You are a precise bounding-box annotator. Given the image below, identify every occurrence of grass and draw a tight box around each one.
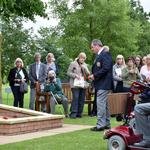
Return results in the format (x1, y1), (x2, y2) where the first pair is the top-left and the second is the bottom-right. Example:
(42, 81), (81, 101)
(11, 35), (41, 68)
(0, 129), (107, 150)
(0, 84), (122, 150)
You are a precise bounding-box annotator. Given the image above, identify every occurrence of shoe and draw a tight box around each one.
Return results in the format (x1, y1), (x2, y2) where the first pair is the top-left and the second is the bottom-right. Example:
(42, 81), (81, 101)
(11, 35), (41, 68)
(65, 114), (69, 118)
(90, 126), (105, 132)
(105, 126), (111, 129)
(69, 114), (76, 119)
(76, 115), (82, 118)
(133, 140), (150, 148)
(90, 113), (96, 117)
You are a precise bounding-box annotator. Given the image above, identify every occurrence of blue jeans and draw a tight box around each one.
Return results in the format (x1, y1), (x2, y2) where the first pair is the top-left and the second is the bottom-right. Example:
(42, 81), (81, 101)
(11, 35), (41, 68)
(70, 88), (86, 118)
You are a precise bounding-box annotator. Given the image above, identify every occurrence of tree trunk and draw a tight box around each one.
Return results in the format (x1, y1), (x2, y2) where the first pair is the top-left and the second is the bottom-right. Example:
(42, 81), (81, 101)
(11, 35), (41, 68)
(0, 34), (2, 103)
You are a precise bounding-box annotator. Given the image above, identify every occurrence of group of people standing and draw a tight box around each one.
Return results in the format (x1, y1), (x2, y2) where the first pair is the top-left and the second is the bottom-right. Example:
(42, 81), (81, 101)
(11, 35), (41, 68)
(7, 39), (150, 146)
(7, 52), (64, 112)
(113, 54), (150, 93)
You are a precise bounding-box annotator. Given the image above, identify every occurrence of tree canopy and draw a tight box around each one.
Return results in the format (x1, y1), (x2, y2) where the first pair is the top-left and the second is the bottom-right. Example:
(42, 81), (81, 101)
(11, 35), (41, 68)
(49, 0), (147, 62)
(1, 0), (150, 83)
(0, 0), (47, 21)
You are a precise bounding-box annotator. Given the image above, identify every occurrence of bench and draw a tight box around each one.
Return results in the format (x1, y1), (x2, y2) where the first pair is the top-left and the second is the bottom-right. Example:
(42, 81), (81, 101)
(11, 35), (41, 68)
(108, 92), (129, 115)
(35, 83), (51, 113)
(62, 83), (93, 115)
(35, 82), (129, 115)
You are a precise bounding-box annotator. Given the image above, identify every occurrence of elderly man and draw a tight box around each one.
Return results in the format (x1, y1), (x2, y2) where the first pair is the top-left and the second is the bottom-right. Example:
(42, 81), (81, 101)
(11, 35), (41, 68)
(29, 52), (47, 110)
(44, 70), (68, 117)
(133, 103), (150, 148)
(89, 39), (113, 131)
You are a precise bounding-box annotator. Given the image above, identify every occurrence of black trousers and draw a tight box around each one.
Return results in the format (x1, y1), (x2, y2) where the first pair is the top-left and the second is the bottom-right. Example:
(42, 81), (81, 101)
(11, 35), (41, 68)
(11, 86), (24, 108)
(91, 90), (97, 115)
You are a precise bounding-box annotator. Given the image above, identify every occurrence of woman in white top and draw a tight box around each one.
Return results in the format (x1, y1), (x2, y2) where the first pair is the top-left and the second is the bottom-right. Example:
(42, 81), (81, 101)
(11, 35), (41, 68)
(8, 58), (29, 108)
(113, 54), (126, 92)
(140, 54), (150, 82)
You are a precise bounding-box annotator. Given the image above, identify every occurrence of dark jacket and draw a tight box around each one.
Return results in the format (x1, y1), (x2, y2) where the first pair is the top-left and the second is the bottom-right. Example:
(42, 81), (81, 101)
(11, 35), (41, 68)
(92, 49), (113, 90)
(8, 67), (29, 87)
(44, 78), (63, 96)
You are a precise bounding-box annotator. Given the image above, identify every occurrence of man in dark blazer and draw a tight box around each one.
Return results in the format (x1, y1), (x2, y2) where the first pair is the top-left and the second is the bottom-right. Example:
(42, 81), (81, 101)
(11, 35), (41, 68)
(29, 52), (47, 110)
(89, 39), (113, 131)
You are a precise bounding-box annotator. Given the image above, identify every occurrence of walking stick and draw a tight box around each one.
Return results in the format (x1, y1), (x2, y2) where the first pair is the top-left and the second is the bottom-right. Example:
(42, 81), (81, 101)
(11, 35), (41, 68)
(50, 91), (64, 115)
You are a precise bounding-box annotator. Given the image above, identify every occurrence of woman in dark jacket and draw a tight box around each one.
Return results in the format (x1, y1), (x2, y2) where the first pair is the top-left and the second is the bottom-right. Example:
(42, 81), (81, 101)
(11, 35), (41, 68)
(8, 58), (29, 108)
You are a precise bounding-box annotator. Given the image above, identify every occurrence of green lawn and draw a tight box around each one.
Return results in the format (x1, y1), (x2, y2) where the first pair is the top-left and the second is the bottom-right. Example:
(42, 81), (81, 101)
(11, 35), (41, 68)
(0, 84), (121, 150)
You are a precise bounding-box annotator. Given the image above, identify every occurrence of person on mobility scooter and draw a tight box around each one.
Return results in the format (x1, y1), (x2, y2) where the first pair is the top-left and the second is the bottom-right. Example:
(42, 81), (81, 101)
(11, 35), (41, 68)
(133, 73), (150, 148)
(104, 79), (150, 150)
(133, 103), (150, 148)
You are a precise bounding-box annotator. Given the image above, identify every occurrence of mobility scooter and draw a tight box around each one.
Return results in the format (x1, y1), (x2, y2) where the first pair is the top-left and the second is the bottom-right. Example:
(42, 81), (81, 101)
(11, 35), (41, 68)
(104, 81), (150, 150)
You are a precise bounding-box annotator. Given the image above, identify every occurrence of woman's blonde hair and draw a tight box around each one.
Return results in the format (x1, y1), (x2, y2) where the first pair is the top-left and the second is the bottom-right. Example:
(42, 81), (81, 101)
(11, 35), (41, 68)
(116, 54), (126, 67)
(146, 54), (150, 59)
(46, 53), (55, 62)
(75, 52), (87, 61)
(14, 58), (24, 68)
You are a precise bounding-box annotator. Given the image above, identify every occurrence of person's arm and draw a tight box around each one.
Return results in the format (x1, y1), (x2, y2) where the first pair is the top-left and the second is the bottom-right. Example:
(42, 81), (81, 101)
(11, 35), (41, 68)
(7, 69), (14, 83)
(67, 62), (79, 79)
(81, 63), (90, 76)
(121, 67), (129, 79)
(23, 68), (29, 83)
(28, 64), (36, 83)
(93, 52), (112, 79)
(113, 65), (123, 81)
(38, 64), (47, 83)
(54, 78), (62, 91)
(136, 68), (141, 80)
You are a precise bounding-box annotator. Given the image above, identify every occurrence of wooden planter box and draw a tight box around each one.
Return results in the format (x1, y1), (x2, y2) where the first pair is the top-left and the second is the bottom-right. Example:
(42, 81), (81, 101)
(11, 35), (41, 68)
(108, 93), (129, 115)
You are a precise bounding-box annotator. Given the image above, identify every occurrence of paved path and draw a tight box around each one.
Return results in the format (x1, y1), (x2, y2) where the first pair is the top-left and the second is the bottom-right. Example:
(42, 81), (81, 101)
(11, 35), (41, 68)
(0, 124), (93, 145)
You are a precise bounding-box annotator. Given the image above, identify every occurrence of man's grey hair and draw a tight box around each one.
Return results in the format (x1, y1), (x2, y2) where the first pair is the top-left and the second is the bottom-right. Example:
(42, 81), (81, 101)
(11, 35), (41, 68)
(91, 39), (103, 46)
(34, 52), (41, 58)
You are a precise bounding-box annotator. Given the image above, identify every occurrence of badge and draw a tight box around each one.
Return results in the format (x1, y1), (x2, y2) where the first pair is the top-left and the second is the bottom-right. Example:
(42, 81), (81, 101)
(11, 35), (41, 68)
(96, 62), (101, 67)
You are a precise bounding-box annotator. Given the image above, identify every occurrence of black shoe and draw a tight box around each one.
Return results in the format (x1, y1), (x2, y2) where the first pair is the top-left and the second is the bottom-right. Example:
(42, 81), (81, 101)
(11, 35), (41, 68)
(134, 140), (150, 148)
(90, 113), (96, 117)
(105, 126), (111, 129)
(65, 114), (69, 118)
(69, 114), (76, 119)
(76, 115), (82, 118)
(90, 126), (105, 132)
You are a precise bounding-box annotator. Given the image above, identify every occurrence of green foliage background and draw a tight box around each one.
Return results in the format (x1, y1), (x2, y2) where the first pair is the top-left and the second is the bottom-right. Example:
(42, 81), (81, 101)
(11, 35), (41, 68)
(1, 0), (150, 81)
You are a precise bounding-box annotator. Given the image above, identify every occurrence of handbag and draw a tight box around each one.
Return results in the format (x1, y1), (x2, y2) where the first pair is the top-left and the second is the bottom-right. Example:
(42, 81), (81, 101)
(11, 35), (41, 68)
(73, 77), (85, 88)
(20, 82), (28, 93)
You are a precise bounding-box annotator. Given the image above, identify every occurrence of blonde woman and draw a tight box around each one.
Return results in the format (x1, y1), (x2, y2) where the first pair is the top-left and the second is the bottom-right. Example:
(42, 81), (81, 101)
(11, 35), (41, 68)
(67, 52), (90, 118)
(113, 54), (126, 92)
(45, 53), (59, 75)
(140, 54), (150, 82)
(8, 58), (29, 108)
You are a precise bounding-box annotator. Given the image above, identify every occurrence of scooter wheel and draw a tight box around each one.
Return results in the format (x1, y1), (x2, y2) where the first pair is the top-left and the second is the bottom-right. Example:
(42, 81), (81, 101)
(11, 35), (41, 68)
(108, 135), (126, 150)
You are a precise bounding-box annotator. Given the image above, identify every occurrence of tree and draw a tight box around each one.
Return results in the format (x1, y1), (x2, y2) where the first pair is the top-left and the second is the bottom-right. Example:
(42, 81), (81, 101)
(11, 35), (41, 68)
(0, 0), (46, 103)
(49, 0), (141, 63)
(1, 17), (37, 82)
(0, 0), (46, 21)
(36, 27), (71, 81)
(130, 0), (150, 56)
